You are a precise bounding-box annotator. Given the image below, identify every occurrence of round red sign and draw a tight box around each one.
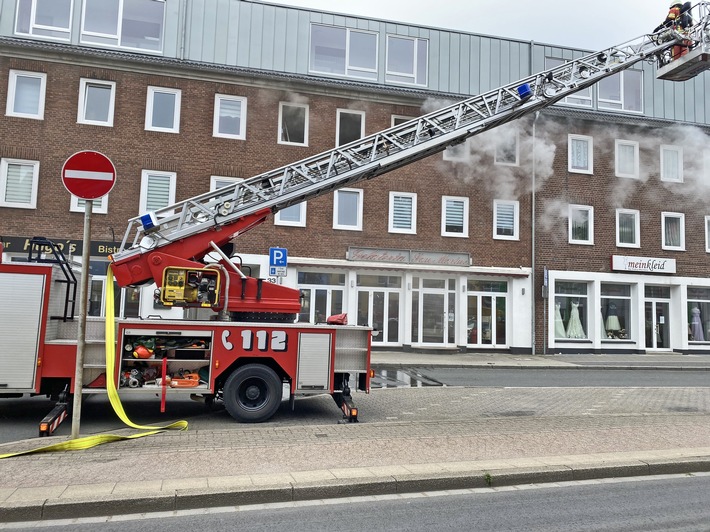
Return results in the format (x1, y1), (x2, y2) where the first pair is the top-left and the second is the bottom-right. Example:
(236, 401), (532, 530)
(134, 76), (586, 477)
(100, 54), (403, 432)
(61, 151), (116, 200)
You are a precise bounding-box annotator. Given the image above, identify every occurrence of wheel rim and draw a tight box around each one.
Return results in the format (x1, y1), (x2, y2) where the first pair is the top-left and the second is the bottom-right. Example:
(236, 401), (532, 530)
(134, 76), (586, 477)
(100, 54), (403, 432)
(237, 377), (270, 411)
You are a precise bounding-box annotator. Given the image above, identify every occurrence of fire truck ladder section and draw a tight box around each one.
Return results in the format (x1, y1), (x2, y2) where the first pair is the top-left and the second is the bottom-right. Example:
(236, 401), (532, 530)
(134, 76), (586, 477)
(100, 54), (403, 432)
(113, 6), (710, 266)
(26, 237), (77, 322)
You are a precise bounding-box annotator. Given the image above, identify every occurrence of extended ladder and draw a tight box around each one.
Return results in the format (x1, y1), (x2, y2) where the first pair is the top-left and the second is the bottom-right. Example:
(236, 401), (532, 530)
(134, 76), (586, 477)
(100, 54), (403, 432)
(113, 3), (710, 267)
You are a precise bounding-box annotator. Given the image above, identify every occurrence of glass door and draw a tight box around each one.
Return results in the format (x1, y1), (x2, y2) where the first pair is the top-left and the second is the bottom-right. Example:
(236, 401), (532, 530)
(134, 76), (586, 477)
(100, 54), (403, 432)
(645, 301), (670, 349)
(411, 277), (457, 346)
(357, 289), (400, 344)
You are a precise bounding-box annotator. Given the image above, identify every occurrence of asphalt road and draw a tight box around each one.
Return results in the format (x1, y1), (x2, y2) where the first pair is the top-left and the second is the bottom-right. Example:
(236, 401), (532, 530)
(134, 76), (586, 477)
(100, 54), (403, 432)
(5, 473), (710, 531)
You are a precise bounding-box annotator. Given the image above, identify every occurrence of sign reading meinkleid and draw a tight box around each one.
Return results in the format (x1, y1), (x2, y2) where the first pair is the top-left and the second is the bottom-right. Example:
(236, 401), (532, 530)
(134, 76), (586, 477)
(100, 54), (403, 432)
(611, 255), (676, 274)
(61, 151), (117, 200)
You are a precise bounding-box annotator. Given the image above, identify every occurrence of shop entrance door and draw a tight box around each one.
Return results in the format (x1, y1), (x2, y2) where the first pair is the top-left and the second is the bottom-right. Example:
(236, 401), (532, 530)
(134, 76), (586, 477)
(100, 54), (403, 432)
(357, 289), (400, 344)
(645, 300), (670, 350)
(413, 279), (456, 346)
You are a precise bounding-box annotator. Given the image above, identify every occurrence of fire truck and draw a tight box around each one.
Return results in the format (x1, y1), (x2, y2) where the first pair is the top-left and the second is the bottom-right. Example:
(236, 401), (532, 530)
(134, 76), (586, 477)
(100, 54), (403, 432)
(1, 6), (709, 433)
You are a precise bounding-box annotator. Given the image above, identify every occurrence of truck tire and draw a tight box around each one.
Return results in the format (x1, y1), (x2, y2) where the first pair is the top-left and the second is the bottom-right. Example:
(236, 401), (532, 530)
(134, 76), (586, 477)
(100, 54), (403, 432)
(223, 364), (282, 422)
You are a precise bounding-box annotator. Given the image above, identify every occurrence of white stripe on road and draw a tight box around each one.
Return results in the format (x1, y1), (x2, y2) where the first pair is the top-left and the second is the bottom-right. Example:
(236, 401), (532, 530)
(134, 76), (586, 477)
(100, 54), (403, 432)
(64, 170), (114, 180)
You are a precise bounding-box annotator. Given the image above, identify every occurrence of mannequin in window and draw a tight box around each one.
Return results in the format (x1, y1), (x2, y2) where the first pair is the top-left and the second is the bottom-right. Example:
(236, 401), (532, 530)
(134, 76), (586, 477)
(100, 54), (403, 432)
(554, 302), (567, 338)
(690, 306), (704, 341)
(605, 302), (621, 335)
(565, 301), (586, 339)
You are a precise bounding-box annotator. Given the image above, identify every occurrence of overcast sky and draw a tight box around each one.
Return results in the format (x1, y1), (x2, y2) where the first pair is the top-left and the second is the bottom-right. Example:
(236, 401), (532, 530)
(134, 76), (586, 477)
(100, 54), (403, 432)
(261, 0), (675, 50)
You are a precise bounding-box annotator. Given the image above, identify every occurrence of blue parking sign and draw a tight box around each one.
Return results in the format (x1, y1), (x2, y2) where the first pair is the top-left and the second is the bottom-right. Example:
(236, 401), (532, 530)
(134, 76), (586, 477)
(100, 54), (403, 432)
(269, 247), (288, 267)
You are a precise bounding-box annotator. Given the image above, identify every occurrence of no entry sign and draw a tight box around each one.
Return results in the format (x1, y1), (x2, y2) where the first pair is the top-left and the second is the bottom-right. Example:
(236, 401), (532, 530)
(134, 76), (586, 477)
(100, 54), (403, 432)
(61, 151), (116, 200)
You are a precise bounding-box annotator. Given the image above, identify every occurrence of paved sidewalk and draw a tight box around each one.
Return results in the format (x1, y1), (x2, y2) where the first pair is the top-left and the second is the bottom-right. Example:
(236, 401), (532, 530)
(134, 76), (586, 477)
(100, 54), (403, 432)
(1, 351), (709, 524)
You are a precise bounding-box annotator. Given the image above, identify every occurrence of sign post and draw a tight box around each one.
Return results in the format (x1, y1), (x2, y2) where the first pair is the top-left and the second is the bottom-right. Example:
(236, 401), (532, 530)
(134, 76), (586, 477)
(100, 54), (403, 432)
(62, 151), (116, 440)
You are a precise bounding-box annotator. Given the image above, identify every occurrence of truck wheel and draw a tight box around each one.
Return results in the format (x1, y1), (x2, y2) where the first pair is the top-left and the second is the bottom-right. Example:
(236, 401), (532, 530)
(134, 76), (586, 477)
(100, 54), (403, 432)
(223, 364), (282, 422)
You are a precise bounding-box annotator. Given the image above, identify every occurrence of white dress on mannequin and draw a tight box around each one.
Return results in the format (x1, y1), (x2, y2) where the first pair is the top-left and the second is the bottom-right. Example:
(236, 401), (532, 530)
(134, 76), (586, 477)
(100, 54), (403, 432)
(554, 303), (567, 338)
(565, 302), (586, 339)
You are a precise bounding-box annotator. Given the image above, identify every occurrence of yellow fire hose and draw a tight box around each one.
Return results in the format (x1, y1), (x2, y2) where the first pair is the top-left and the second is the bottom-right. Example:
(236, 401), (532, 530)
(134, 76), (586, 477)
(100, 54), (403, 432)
(0, 265), (187, 459)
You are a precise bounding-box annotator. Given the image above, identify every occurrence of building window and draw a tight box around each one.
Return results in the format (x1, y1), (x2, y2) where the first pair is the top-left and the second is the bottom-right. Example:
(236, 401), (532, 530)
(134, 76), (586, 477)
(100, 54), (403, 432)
(615, 140), (639, 179)
(601, 284), (631, 340)
(616, 208), (640, 248)
(391, 115), (415, 127)
(389, 192), (417, 234)
(0, 158), (39, 209)
(545, 57), (592, 107)
(661, 212), (685, 251)
(554, 281), (588, 339)
(309, 24), (377, 80)
(442, 196), (469, 238)
(81, 0), (165, 52)
(494, 133), (519, 166)
(493, 200), (519, 240)
(145, 86), (181, 133)
(569, 205), (594, 245)
(687, 287), (710, 342)
(139, 170), (175, 215)
(706, 216), (710, 252)
(6, 70), (46, 120)
(443, 140), (469, 162)
(598, 70), (642, 112)
(385, 35), (428, 86)
(213, 94), (247, 140)
(70, 196), (108, 215)
(660, 145), (683, 183)
(210, 175), (242, 192)
(704, 150), (710, 184)
(275, 203), (307, 227)
(333, 188), (362, 230)
(77, 79), (115, 126)
(568, 134), (593, 174)
(336, 109), (365, 147)
(278, 102), (308, 146)
(15, 0), (72, 40)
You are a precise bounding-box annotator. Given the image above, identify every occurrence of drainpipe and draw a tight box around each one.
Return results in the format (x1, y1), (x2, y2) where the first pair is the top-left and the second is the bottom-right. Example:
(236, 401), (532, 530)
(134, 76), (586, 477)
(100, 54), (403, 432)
(532, 111), (540, 355)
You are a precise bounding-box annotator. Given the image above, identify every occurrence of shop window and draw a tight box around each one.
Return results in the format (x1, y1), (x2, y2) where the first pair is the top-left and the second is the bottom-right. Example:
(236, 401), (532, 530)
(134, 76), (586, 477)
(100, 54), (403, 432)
(389, 192), (417, 234)
(601, 284), (631, 340)
(598, 70), (642, 113)
(615, 140), (639, 179)
(16, 0), (72, 40)
(81, 0), (165, 52)
(441, 196), (468, 237)
(493, 200), (518, 240)
(616, 209), (640, 248)
(0, 158), (39, 209)
(145, 86), (181, 133)
(275, 202), (307, 227)
(139, 170), (175, 215)
(6, 70), (46, 120)
(310, 24), (377, 80)
(660, 145), (683, 183)
(661, 212), (685, 251)
(687, 287), (710, 342)
(333, 188), (362, 231)
(554, 281), (588, 339)
(386, 35), (428, 86)
(569, 205), (593, 245)
(78, 79), (116, 126)
(297, 271), (345, 324)
(336, 109), (365, 146)
(568, 134), (593, 174)
(545, 57), (592, 107)
(213, 94), (246, 140)
(278, 102), (308, 146)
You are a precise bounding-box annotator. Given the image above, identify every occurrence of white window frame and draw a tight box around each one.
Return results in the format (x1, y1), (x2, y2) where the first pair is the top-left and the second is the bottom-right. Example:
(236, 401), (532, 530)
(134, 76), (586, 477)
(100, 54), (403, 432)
(145, 86), (181, 133)
(568, 204), (594, 245)
(15, 0), (72, 40)
(336, 109), (365, 147)
(385, 35), (428, 86)
(441, 196), (469, 238)
(309, 24), (378, 80)
(6, 70), (46, 120)
(333, 188), (363, 231)
(598, 70), (643, 113)
(391, 115), (415, 127)
(705, 216), (710, 253)
(661, 212), (685, 251)
(77, 78), (116, 127)
(139, 170), (176, 216)
(70, 195), (108, 215)
(545, 57), (593, 108)
(616, 208), (640, 248)
(278, 101), (308, 146)
(275, 202), (307, 227)
(493, 199), (519, 241)
(494, 133), (519, 166)
(213, 94), (247, 140)
(210, 175), (242, 192)
(0, 158), (40, 209)
(568, 134), (593, 174)
(80, 0), (165, 53)
(388, 191), (417, 234)
(443, 139), (470, 162)
(660, 145), (683, 183)
(615, 140), (639, 179)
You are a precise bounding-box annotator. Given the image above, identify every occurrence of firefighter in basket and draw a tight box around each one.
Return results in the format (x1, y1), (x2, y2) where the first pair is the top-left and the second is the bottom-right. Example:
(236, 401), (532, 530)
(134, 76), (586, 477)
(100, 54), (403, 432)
(655, 2), (694, 63)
